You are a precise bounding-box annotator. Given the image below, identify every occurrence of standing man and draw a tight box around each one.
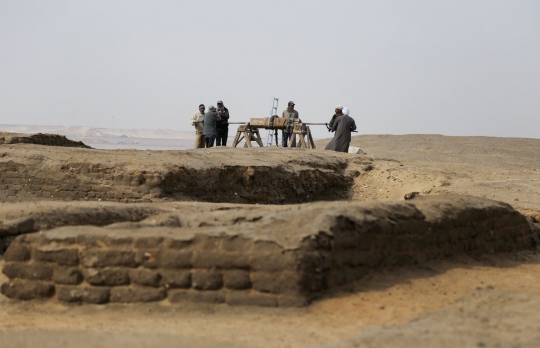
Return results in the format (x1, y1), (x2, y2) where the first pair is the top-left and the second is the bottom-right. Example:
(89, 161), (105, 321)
(203, 105), (221, 148)
(325, 105), (356, 152)
(281, 101), (299, 147)
(215, 100), (230, 146)
(190, 104), (206, 148)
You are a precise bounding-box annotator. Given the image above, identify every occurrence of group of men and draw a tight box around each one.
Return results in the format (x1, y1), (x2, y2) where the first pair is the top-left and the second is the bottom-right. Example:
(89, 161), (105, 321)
(190, 100), (230, 148)
(190, 100), (356, 152)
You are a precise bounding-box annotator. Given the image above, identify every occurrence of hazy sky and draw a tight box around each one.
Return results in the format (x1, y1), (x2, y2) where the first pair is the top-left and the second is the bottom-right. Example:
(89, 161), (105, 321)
(1, 0), (539, 139)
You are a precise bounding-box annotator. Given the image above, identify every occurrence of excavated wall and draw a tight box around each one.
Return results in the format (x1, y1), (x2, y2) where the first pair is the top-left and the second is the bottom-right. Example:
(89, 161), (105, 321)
(0, 145), (361, 204)
(1, 196), (533, 307)
(0, 132), (90, 148)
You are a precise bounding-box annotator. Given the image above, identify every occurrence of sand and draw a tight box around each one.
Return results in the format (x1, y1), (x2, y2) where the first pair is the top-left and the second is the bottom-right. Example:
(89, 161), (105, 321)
(1, 134), (540, 347)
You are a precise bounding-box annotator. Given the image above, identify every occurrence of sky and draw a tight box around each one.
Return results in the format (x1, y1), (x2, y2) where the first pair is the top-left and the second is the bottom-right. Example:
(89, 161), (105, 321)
(1, 0), (539, 139)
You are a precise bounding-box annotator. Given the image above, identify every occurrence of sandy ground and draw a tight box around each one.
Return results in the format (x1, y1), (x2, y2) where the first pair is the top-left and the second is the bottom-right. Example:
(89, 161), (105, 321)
(1, 251), (540, 347)
(2, 134), (540, 347)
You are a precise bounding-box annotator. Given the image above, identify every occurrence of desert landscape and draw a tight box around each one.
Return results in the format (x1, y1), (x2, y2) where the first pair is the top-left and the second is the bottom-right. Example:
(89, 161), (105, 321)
(0, 132), (539, 347)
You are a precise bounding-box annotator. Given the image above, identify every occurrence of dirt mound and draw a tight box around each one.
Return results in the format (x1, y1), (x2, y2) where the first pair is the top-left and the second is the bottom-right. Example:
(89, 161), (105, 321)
(0, 132), (90, 148)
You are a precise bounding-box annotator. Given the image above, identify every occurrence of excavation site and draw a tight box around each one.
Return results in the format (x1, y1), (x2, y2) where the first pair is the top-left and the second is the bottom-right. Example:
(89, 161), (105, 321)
(1, 132), (540, 347)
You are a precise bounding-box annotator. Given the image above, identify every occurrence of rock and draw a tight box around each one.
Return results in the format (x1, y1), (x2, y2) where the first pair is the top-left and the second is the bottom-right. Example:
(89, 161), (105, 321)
(348, 146), (365, 154)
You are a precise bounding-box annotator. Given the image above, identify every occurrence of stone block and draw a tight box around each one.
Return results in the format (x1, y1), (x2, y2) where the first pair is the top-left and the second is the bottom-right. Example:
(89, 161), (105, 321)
(110, 286), (166, 303)
(84, 268), (130, 286)
(57, 286), (110, 304)
(129, 269), (161, 287)
(225, 291), (278, 307)
(80, 249), (137, 268)
(159, 270), (191, 288)
(33, 246), (78, 266)
(168, 290), (225, 304)
(3, 263), (53, 281)
(0, 279), (55, 300)
(53, 267), (83, 285)
(157, 250), (192, 269)
(192, 270), (223, 290)
(3, 243), (30, 262)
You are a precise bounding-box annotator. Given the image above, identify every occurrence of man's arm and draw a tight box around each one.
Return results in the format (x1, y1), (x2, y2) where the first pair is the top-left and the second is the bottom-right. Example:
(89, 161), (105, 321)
(351, 119), (357, 132)
(221, 108), (230, 121)
(328, 115), (337, 131)
(190, 113), (197, 126)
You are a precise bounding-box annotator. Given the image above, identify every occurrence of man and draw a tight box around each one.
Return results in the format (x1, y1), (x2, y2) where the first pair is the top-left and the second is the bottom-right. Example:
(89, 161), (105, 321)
(325, 105), (356, 152)
(281, 101), (299, 147)
(215, 100), (230, 146)
(190, 104), (206, 148)
(203, 105), (221, 148)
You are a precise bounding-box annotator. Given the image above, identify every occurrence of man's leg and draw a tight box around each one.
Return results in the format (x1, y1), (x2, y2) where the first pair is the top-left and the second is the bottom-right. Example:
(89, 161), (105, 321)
(196, 132), (205, 148)
(216, 131), (223, 146)
(221, 128), (229, 146)
(208, 135), (215, 148)
(282, 131), (289, 147)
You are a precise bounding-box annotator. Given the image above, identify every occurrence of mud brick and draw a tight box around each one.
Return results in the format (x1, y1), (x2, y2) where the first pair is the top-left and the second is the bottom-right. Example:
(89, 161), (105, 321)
(250, 251), (297, 272)
(53, 267), (83, 285)
(192, 252), (249, 269)
(157, 250), (192, 269)
(102, 268), (131, 286)
(57, 286), (110, 304)
(136, 250), (159, 268)
(3, 243), (30, 262)
(191, 235), (222, 251)
(129, 269), (161, 287)
(159, 270), (191, 288)
(3, 263), (53, 281)
(165, 239), (192, 250)
(110, 286), (166, 303)
(168, 290), (225, 304)
(33, 246), (78, 266)
(251, 271), (302, 294)
(0, 279), (55, 300)
(223, 270), (251, 290)
(134, 237), (164, 249)
(225, 291), (278, 307)
(80, 249), (137, 268)
(192, 270), (223, 290)
(220, 237), (252, 252)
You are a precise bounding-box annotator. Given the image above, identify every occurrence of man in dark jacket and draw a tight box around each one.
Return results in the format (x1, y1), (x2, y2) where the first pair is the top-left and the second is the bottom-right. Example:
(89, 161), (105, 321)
(325, 105), (356, 152)
(203, 105), (221, 148)
(215, 100), (230, 146)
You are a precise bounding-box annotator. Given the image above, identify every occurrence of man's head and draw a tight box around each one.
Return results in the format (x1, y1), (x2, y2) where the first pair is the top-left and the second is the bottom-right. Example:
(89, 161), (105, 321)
(199, 104), (205, 112)
(335, 105), (343, 115)
(217, 100), (224, 108)
(208, 105), (215, 112)
(287, 101), (295, 111)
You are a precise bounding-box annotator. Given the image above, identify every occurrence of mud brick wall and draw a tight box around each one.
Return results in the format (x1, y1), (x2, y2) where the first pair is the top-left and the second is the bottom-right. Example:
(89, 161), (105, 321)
(1, 196), (533, 307)
(1, 231), (310, 307)
(0, 146), (356, 204)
